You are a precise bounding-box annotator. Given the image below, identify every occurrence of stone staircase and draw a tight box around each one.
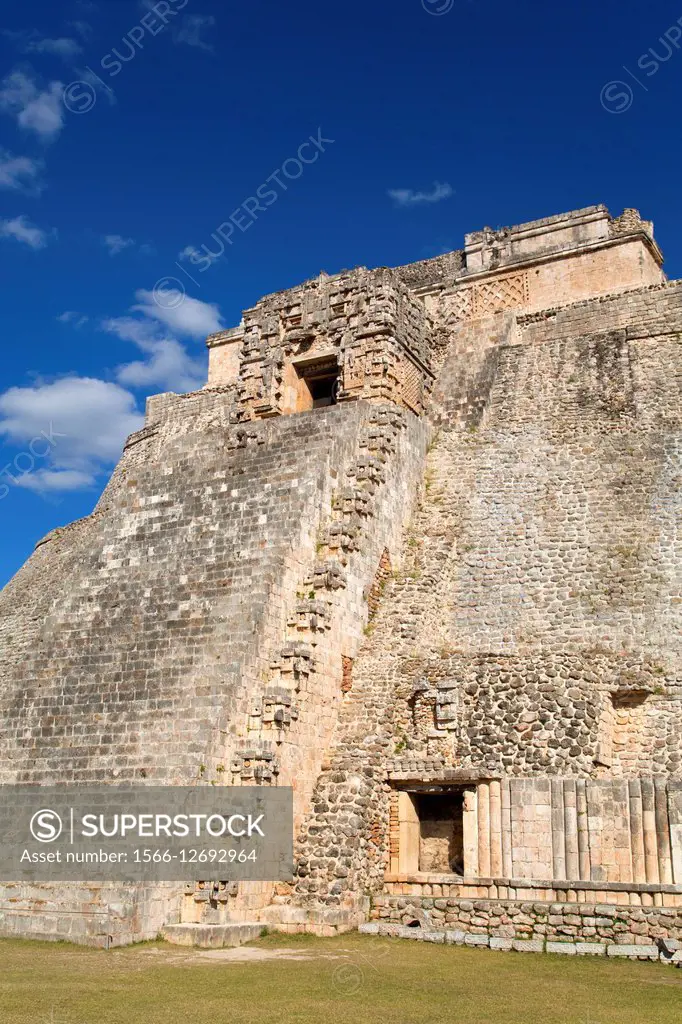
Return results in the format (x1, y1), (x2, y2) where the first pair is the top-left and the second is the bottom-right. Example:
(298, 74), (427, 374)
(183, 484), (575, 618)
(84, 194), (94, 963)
(289, 420), (465, 911)
(223, 405), (411, 788)
(180, 403), (419, 941)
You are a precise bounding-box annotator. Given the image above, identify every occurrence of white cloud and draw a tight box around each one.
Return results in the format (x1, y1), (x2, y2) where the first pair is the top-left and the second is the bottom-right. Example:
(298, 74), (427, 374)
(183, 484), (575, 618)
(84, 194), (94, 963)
(117, 338), (205, 393)
(103, 234), (135, 256)
(0, 280), (221, 498)
(388, 182), (453, 208)
(0, 214), (53, 249)
(179, 244), (221, 267)
(0, 70), (65, 142)
(0, 149), (43, 193)
(174, 14), (216, 51)
(102, 315), (206, 393)
(14, 468), (96, 493)
(4, 32), (83, 61)
(133, 288), (223, 338)
(27, 37), (82, 60)
(0, 376), (143, 493)
(57, 311), (89, 328)
(100, 316), (157, 347)
(101, 235), (153, 256)
(100, 287), (219, 393)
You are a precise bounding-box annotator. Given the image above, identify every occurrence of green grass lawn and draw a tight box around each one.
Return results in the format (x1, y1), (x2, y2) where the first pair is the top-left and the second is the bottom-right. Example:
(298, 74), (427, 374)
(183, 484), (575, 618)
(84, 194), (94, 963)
(1, 932), (681, 1024)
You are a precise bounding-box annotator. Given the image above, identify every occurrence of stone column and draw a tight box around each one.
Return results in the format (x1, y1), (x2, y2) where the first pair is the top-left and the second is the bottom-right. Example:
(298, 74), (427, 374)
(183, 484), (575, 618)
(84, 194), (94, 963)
(669, 784), (682, 884)
(477, 782), (491, 877)
(501, 778), (513, 878)
(628, 779), (647, 884)
(551, 779), (566, 880)
(398, 791), (419, 875)
(563, 780), (580, 880)
(489, 780), (503, 878)
(655, 777), (673, 885)
(576, 780), (591, 881)
(641, 778), (659, 884)
(463, 787), (479, 878)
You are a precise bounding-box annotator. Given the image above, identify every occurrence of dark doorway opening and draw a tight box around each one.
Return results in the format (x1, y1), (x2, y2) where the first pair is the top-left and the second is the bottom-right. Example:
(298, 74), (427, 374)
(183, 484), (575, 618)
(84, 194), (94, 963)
(295, 357), (340, 410)
(414, 792), (464, 875)
(308, 372), (339, 408)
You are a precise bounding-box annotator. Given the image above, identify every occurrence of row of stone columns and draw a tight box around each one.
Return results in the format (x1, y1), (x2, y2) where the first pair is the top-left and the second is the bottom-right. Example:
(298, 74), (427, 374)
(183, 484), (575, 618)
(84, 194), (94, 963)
(464, 780), (509, 879)
(468, 777), (680, 886)
(550, 780), (591, 881)
(628, 778), (674, 885)
(394, 778), (681, 888)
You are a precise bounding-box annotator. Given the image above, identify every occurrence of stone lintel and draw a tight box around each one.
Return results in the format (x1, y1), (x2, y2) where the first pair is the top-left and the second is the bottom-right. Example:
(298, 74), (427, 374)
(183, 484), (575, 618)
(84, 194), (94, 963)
(388, 770), (501, 786)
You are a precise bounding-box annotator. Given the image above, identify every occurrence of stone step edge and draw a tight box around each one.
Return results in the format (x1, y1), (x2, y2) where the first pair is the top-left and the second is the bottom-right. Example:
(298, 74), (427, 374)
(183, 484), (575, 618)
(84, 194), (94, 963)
(162, 922), (263, 948)
(358, 923), (679, 963)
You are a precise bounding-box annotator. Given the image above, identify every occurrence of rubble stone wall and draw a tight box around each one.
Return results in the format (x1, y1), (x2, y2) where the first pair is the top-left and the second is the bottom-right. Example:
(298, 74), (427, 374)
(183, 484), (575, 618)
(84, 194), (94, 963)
(367, 898), (682, 958)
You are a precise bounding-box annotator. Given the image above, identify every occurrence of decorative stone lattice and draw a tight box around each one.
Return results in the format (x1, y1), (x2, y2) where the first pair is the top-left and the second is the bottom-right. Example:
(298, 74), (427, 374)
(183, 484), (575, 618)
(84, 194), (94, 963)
(473, 272), (529, 317)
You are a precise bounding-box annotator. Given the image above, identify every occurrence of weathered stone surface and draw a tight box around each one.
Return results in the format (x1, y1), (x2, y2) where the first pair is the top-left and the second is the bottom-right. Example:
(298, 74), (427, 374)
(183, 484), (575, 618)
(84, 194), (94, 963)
(546, 941), (577, 955)
(162, 923), (262, 948)
(513, 939), (544, 953)
(1, 204), (681, 951)
(606, 944), (659, 959)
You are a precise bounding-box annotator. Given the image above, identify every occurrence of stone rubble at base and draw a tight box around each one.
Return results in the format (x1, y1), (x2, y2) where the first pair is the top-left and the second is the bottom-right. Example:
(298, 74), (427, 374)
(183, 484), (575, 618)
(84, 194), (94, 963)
(359, 921), (682, 965)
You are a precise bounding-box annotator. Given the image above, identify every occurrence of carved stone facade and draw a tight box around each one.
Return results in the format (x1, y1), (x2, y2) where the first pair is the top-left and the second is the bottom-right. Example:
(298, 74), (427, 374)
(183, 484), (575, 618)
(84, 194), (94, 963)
(207, 268), (434, 420)
(1, 205), (681, 956)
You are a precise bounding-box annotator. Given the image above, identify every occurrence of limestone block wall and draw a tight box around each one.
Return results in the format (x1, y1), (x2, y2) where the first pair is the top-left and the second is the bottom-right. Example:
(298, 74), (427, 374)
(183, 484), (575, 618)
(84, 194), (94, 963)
(462, 206), (655, 274)
(426, 341), (682, 673)
(464, 206), (612, 270)
(0, 882), (179, 948)
(517, 279), (682, 346)
(0, 387), (428, 941)
(182, 402), (429, 924)
(0, 393), (352, 784)
(288, 278), (682, 925)
(392, 207), (662, 301)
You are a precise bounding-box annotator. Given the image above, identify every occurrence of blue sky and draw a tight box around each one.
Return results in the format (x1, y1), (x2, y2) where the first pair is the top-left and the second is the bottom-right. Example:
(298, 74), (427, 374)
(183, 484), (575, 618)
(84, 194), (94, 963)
(1, 0), (682, 585)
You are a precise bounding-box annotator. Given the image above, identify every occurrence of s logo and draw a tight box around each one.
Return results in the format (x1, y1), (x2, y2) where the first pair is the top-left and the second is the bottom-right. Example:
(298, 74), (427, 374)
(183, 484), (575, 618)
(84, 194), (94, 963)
(30, 809), (63, 843)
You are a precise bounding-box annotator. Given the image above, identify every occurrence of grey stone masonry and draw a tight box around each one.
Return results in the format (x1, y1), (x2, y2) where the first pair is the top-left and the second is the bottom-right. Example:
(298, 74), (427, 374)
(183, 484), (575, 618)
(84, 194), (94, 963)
(1, 204), (681, 949)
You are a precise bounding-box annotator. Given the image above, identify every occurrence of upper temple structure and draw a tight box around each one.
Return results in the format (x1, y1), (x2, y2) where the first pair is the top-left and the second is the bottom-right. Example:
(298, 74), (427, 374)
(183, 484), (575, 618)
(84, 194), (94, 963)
(1, 203), (682, 957)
